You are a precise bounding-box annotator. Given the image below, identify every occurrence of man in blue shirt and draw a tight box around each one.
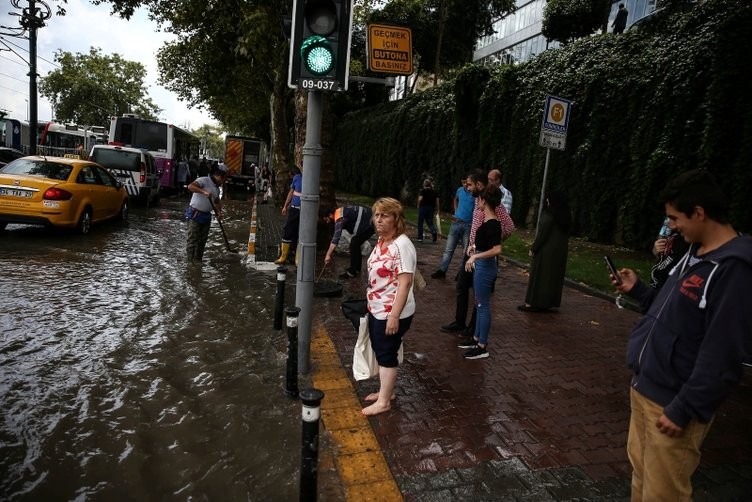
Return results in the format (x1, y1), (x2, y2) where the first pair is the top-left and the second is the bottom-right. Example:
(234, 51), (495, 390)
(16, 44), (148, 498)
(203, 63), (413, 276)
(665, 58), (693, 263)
(274, 168), (302, 264)
(431, 175), (476, 279)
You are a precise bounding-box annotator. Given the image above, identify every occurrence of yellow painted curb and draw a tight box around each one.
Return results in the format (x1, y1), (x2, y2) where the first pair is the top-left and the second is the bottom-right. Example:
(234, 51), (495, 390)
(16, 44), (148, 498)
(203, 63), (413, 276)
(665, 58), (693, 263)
(247, 196), (257, 259)
(310, 323), (403, 502)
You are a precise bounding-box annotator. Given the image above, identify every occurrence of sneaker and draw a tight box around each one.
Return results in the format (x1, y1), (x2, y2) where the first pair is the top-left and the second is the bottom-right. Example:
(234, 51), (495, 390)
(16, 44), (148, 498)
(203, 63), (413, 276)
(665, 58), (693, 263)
(431, 269), (446, 279)
(440, 321), (465, 333)
(464, 346), (489, 359)
(338, 270), (357, 279)
(457, 337), (477, 349)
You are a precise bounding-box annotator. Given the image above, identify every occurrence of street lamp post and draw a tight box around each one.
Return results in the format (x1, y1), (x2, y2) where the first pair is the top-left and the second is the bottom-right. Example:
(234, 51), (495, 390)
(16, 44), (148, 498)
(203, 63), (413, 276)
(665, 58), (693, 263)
(4, 0), (52, 155)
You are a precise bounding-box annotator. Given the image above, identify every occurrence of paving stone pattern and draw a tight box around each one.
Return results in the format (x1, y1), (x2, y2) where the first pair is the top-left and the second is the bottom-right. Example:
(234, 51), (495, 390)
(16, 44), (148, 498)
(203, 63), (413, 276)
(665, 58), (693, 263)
(257, 200), (752, 501)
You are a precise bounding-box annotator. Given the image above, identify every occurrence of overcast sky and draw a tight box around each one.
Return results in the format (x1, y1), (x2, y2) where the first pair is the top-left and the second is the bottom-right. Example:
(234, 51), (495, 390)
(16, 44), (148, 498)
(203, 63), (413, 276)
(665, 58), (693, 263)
(0, 0), (217, 130)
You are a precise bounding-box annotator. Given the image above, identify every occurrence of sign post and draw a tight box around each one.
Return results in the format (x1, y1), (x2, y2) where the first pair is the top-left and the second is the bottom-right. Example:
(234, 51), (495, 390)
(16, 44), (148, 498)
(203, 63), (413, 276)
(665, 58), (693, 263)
(537, 95), (572, 231)
(367, 24), (413, 75)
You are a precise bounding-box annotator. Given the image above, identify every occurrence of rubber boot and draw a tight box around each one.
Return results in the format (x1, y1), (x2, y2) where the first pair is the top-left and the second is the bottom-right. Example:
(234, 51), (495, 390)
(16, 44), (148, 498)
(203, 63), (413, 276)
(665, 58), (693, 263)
(275, 243), (290, 264)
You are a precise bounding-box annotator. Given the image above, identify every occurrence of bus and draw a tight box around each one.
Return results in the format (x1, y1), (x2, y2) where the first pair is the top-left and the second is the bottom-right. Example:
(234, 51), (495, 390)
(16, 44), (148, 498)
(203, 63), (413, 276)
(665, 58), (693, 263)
(108, 115), (200, 191)
(38, 122), (108, 157)
(1, 118), (44, 153)
(1, 119), (107, 156)
(1, 118), (30, 151)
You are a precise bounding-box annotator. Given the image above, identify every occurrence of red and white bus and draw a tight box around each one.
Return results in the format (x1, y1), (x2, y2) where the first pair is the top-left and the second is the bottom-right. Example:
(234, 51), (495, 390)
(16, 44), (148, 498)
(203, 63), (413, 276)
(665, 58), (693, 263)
(108, 115), (200, 191)
(35, 121), (108, 157)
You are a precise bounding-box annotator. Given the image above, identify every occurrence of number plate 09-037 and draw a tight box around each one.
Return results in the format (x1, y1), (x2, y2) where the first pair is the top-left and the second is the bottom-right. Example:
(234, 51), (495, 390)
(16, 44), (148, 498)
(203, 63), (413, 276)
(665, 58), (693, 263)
(0, 188), (32, 198)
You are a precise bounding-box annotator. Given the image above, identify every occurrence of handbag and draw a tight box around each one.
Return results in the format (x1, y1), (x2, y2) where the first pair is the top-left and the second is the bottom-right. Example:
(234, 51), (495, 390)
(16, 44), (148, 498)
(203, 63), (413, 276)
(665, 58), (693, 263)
(413, 268), (427, 292)
(341, 298), (368, 331)
(352, 316), (405, 381)
(353, 316), (378, 380)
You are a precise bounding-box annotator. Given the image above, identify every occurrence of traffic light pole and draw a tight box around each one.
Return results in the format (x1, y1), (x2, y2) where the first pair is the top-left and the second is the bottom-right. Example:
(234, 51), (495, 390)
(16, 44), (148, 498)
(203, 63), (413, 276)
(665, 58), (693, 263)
(295, 90), (323, 374)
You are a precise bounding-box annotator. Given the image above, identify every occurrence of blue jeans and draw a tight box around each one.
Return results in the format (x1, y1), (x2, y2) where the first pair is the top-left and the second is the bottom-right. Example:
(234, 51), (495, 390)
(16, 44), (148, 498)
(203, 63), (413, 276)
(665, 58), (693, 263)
(472, 258), (497, 346)
(438, 220), (470, 272)
(417, 206), (436, 240)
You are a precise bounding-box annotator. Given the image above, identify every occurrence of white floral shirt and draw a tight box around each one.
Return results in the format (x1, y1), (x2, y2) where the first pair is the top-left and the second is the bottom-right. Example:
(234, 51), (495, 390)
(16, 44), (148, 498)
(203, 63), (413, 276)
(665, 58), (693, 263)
(366, 234), (416, 320)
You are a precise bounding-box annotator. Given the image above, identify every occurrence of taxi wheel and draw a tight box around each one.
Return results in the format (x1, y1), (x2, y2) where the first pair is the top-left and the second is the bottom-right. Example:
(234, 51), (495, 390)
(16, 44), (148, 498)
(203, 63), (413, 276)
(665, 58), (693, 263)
(78, 207), (92, 235)
(119, 200), (129, 223)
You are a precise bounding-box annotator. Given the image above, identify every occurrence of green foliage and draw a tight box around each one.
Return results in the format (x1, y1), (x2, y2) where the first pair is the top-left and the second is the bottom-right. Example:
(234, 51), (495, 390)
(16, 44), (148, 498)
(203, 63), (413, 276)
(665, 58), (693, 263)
(39, 47), (161, 127)
(334, 0), (752, 250)
(367, 0), (515, 79)
(191, 124), (225, 159)
(542, 0), (612, 45)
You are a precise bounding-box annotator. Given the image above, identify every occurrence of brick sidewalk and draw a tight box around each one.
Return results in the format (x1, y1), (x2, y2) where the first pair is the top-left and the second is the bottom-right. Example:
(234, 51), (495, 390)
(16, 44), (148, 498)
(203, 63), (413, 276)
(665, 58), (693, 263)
(256, 199), (752, 501)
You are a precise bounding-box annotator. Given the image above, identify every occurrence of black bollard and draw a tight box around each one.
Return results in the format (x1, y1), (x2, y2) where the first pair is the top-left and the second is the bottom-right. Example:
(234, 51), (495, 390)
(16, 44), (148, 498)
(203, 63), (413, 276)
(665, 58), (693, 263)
(273, 266), (288, 330)
(299, 388), (325, 502)
(285, 306), (301, 398)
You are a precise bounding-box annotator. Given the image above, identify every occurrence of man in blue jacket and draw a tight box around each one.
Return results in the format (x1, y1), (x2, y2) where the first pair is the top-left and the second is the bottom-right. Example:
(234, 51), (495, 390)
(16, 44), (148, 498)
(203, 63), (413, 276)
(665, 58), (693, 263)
(613, 169), (752, 501)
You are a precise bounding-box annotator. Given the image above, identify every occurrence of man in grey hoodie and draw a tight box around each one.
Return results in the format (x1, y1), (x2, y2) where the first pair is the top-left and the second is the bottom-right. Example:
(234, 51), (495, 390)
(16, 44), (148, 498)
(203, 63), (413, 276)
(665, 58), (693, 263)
(612, 169), (752, 501)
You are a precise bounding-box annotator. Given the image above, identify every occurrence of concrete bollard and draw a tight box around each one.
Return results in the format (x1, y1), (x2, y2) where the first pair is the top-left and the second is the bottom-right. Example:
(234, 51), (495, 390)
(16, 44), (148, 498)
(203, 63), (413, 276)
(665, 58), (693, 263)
(285, 306), (301, 398)
(273, 266), (288, 330)
(299, 388), (325, 502)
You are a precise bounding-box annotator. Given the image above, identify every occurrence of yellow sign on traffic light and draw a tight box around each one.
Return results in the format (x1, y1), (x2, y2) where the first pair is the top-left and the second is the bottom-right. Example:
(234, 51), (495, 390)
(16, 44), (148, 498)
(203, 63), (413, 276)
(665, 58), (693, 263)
(367, 24), (412, 75)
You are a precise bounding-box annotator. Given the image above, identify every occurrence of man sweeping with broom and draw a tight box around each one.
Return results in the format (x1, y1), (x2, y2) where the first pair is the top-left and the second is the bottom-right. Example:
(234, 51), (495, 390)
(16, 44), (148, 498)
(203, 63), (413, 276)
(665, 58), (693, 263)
(185, 164), (228, 261)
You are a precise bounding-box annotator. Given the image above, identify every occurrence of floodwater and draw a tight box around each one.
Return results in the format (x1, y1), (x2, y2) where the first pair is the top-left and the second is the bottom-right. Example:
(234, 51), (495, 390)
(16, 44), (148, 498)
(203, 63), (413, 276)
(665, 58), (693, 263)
(0, 195), (319, 500)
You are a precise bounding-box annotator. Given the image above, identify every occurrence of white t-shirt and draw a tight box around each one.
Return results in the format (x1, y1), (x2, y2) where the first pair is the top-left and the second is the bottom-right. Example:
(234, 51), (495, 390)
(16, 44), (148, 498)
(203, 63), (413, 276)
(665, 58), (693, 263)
(188, 176), (219, 213)
(366, 233), (416, 320)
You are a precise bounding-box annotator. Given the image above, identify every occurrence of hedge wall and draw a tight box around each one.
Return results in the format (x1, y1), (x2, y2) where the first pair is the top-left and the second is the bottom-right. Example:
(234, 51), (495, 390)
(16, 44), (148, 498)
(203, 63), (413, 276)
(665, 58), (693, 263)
(333, 0), (752, 249)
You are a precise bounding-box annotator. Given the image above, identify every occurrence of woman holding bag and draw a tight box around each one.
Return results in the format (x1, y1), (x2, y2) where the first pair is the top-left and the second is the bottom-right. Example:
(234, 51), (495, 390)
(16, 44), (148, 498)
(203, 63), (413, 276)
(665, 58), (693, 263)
(362, 197), (416, 416)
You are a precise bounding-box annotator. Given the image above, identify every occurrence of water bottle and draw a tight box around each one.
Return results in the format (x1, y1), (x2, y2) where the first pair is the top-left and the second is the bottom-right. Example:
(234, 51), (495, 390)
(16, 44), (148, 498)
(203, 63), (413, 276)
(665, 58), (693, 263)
(658, 218), (672, 238)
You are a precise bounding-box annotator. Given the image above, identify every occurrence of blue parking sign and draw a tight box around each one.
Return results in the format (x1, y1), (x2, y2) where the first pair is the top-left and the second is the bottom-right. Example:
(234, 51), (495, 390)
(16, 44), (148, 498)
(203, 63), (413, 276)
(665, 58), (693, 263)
(542, 95), (572, 134)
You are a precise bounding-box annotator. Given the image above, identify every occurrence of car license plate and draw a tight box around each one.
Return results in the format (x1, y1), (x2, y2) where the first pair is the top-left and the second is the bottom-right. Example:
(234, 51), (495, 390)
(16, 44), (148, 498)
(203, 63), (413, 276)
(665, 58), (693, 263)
(0, 188), (32, 198)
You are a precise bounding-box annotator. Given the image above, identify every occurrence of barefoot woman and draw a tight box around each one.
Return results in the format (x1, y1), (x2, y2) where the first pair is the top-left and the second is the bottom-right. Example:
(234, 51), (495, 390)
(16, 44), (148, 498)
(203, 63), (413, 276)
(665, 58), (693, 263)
(362, 197), (416, 416)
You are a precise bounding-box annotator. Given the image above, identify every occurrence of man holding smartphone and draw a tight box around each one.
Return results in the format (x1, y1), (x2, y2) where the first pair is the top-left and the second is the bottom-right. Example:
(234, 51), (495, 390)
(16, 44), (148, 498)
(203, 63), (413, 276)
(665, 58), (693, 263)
(611, 169), (752, 501)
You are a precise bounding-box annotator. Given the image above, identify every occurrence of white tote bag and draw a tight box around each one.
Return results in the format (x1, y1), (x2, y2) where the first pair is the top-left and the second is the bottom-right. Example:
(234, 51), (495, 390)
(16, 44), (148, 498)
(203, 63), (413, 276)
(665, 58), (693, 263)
(352, 316), (404, 381)
(353, 316), (378, 381)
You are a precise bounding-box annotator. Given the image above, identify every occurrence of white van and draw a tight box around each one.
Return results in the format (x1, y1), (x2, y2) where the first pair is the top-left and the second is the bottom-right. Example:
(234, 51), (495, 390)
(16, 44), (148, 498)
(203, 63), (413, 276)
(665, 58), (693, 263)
(90, 144), (160, 205)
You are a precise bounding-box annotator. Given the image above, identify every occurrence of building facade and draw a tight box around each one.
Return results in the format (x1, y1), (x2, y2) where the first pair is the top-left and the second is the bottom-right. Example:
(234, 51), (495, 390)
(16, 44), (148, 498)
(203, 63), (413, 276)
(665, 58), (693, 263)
(473, 0), (657, 65)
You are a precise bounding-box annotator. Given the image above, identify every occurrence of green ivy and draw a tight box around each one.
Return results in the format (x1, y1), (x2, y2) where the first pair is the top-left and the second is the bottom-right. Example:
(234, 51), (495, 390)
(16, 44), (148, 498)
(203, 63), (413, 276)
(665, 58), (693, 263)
(333, 0), (752, 249)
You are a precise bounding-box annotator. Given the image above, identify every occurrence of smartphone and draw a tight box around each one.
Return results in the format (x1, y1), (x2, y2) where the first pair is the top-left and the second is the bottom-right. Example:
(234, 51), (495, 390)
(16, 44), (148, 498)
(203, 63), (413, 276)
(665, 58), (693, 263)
(604, 256), (622, 285)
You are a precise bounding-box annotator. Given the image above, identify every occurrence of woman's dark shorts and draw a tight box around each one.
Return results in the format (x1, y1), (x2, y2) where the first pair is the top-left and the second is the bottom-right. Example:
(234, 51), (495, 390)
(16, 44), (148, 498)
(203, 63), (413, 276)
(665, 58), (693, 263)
(368, 312), (413, 368)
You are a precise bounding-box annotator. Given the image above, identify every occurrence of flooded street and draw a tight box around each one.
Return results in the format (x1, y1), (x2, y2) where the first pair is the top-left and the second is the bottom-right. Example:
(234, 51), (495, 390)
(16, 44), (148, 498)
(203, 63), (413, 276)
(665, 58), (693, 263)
(0, 195), (313, 500)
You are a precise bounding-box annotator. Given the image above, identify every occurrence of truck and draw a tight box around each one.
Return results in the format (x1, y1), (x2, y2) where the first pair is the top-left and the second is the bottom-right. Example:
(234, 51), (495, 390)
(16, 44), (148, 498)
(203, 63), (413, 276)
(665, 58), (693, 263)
(224, 135), (264, 191)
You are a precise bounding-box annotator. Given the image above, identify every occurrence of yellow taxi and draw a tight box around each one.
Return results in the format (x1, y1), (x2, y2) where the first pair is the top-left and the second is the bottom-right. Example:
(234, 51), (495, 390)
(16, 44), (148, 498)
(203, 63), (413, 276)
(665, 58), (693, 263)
(0, 156), (129, 234)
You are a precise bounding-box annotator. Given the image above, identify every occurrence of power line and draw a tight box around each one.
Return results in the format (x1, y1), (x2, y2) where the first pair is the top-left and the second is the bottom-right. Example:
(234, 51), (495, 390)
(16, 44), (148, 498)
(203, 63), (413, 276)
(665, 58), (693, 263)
(0, 35), (61, 68)
(0, 71), (28, 83)
(0, 53), (27, 68)
(0, 83), (27, 95)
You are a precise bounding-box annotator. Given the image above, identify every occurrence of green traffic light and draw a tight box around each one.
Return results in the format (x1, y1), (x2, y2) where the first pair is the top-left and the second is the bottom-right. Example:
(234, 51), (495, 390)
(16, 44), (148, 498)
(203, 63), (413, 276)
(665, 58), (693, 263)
(300, 35), (335, 76)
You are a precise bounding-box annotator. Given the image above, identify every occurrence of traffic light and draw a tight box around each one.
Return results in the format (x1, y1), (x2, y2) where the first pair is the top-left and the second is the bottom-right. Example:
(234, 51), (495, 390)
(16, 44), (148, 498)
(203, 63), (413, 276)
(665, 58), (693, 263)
(288, 0), (354, 92)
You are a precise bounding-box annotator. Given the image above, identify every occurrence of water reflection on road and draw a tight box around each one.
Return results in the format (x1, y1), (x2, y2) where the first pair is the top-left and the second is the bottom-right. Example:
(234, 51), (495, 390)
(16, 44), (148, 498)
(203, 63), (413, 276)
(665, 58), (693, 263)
(0, 195), (310, 499)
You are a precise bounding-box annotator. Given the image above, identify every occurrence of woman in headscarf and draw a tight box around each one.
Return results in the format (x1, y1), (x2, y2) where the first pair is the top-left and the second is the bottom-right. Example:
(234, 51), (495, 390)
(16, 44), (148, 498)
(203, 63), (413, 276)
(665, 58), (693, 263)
(518, 191), (571, 312)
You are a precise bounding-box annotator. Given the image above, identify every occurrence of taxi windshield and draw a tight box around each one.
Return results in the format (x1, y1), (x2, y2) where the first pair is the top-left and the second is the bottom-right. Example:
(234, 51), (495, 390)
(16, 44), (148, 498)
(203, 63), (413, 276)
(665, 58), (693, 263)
(0, 159), (73, 181)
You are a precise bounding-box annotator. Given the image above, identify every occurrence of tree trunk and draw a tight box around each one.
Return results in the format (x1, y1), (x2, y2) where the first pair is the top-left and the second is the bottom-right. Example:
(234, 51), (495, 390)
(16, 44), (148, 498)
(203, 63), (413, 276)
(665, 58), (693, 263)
(270, 69), (291, 206)
(433, 0), (449, 87)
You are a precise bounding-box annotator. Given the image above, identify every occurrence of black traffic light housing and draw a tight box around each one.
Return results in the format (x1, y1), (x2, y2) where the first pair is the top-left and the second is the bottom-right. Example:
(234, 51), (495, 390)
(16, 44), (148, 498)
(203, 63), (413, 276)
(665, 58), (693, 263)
(288, 0), (353, 91)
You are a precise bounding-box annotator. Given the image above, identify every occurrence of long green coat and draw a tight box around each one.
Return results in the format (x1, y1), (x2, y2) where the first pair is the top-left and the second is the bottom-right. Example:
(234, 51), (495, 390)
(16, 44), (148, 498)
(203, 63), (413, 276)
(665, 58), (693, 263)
(525, 211), (569, 309)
